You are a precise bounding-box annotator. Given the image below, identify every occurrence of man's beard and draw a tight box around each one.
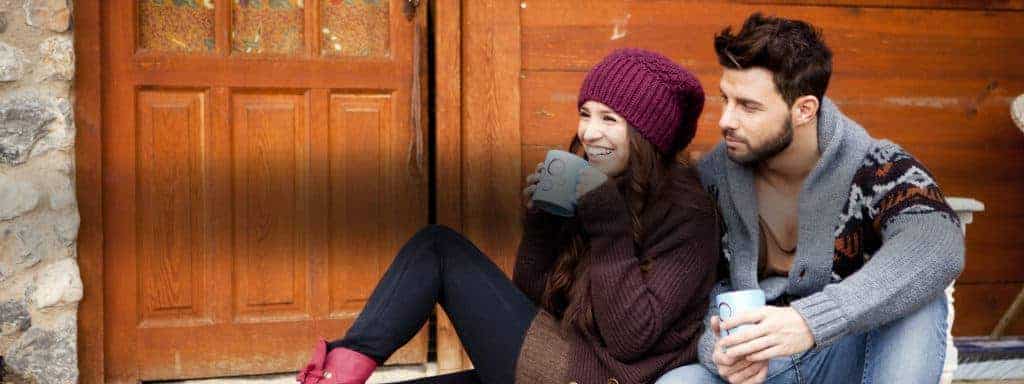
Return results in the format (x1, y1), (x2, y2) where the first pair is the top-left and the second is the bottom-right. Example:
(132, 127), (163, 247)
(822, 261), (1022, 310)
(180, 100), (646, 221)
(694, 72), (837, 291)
(727, 118), (794, 166)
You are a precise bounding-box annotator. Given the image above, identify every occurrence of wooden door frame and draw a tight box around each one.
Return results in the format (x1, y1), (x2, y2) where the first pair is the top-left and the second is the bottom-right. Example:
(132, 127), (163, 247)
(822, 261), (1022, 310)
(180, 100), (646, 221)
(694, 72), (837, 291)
(433, 0), (523, 374)
(431, 0), (466, 374)
(75, 0), (480, 381)
(74, 0), (104, 382)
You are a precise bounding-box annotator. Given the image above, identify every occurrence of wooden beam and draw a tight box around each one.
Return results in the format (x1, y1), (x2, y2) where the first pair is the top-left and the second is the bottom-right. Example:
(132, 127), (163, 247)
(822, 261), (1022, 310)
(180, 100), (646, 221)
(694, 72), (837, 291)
(433, 0), (468, 373)
(73, 0), (104, 382)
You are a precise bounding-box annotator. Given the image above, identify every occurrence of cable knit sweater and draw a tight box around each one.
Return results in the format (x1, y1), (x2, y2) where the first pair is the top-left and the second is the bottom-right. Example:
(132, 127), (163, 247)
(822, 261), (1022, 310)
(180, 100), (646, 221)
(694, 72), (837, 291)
(694, 98), (966, 372)
(512, 163), (720, 384)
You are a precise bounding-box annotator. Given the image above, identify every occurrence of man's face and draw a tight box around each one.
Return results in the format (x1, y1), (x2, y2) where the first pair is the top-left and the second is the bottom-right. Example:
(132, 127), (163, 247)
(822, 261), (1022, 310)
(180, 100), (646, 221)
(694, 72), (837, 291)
(718, 67), (794, 165)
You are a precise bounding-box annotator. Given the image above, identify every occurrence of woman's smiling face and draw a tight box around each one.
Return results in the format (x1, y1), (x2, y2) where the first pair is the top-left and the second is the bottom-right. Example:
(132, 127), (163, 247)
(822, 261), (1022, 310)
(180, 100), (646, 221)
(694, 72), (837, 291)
(577, 100), (630, 177)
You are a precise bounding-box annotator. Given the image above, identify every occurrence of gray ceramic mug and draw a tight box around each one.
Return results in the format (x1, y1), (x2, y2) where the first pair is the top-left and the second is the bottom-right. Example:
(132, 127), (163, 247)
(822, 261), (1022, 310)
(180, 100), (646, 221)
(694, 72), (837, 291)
(532, 150), (590, 217)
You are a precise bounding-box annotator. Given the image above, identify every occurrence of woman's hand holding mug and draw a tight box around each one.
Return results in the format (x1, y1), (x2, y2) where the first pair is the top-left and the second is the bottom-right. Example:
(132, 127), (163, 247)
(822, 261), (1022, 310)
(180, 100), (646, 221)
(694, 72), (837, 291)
(575, 167), (609, 199)
(522, 162), (545, 209)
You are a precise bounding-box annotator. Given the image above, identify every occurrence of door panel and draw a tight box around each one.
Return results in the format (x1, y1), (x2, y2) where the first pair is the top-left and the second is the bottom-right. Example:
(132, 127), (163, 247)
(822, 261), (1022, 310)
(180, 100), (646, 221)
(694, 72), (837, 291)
(326, 94), (392, 316)
(103, 1), (427, 381)
(230, 92), (311, 324)
(136, 89), (212, 329)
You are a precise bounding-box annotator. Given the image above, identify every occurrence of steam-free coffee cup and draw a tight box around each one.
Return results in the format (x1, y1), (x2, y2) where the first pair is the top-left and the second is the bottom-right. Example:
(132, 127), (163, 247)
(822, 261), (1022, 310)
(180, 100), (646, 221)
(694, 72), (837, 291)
(715, 289), (766, 338)
(532, 150), (591, 217)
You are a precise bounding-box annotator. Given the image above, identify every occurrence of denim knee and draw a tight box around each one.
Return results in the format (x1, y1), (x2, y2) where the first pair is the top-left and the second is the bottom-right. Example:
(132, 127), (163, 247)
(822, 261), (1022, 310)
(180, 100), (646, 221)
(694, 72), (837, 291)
(862, 295), (948, 384)
(654, 364), (724, 384)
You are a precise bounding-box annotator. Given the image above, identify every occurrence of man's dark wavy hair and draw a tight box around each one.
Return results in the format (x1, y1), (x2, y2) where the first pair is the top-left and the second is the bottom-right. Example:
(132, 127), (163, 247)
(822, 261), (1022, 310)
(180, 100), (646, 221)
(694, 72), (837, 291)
(714, 13), (833, 106)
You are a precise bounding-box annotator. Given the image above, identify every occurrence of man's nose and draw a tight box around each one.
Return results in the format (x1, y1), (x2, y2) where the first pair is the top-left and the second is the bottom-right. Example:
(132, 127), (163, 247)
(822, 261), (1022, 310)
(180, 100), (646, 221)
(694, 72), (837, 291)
(718, 106), (737, 132)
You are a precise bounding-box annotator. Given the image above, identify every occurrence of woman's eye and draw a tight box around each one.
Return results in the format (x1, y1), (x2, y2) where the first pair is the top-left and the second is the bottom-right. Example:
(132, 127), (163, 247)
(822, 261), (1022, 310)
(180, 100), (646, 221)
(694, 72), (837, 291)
(579, 111), (590, 118)
(603, 116), (617, 123)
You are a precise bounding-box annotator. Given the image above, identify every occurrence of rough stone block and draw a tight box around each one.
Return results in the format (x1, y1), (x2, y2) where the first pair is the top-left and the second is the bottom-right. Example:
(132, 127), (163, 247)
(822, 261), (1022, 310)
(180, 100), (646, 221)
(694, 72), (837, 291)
(38, 36), (73, 81)
(0, 42), (27, 82)
(0, 175), (40, 221)
(4, 320), (77, 384)
(0, 300), (31, 336)
(31, 258), (82, 310)
(23, 0), (71, 33)
(0, 96), (56, 165)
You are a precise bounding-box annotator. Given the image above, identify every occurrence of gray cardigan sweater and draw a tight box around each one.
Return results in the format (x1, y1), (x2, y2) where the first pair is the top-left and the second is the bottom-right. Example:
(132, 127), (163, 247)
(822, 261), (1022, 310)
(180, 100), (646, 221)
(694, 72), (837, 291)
(695, 98), (965, 371)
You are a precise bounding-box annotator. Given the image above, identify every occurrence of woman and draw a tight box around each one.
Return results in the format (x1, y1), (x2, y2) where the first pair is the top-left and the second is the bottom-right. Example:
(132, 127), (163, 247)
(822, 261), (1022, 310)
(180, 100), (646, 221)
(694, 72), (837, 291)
(297, 48), (720, 384)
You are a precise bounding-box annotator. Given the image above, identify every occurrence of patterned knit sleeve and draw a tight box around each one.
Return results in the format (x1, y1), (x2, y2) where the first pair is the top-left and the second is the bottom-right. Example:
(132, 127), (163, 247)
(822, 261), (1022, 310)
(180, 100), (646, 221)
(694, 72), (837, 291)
(791, 142), (965, 348)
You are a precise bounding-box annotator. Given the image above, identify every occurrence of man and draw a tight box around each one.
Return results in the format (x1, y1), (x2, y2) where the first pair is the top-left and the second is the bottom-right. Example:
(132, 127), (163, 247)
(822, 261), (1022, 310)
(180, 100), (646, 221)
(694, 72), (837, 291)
(656, 13), (964, 384)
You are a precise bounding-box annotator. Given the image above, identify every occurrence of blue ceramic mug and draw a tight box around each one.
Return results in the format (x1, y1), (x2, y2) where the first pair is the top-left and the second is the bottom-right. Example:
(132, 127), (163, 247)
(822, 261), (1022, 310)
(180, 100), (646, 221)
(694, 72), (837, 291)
(715, 289), (766, 338)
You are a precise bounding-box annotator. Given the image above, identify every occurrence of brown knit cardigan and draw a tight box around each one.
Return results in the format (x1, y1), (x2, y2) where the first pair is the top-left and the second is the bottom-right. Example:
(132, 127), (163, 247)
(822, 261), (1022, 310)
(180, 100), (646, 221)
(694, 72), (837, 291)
(512, 163), (721, 384)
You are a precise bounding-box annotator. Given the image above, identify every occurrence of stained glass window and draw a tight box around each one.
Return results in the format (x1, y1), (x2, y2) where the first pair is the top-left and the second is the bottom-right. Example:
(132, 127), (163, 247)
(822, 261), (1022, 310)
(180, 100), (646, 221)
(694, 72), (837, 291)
(232, 0), (305, 55)
(139, 0), (216, 53)
(321, 0), (389, 57)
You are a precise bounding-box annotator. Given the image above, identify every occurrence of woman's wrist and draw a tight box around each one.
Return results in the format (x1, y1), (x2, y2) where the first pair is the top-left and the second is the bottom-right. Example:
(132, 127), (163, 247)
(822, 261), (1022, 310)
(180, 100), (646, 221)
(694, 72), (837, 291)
(522, 205), (566, 234)
(577, 181), (631, 234)
(578, 181), (625, 216)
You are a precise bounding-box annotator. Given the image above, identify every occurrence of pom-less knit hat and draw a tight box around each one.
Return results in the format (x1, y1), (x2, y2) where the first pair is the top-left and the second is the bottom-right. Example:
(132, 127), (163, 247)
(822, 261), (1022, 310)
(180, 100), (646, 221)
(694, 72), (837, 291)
(578, 48), (705, 154)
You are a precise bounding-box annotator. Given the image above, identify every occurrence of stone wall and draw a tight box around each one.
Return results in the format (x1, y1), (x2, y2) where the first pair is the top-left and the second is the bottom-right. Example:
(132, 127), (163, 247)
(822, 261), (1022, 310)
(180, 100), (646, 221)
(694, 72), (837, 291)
(0, 0), (79, 383)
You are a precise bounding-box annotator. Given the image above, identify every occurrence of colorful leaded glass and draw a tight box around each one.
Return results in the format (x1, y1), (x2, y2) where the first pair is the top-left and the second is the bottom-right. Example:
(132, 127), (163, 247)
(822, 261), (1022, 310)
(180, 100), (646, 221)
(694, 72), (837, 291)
(139, 0), (216, 53)
(321, 0), (389, 57)
(232, 0), (305, 55)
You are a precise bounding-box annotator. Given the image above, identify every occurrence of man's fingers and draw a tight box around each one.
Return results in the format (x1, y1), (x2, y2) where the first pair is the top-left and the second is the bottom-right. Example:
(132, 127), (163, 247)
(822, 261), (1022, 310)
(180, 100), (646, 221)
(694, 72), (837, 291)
(739, 364), (768, 384)
(725, 334), (775, 359)
(712, 339), (737, 366)
(719, 324), (769, 349)
(726, 360), (761, 384)
(717, 355), (752, 377)
(721, 309), (767, 331)
(747, 345), (789, 362)
(728, 361), (760, 384)
(713, 344), (737, 367)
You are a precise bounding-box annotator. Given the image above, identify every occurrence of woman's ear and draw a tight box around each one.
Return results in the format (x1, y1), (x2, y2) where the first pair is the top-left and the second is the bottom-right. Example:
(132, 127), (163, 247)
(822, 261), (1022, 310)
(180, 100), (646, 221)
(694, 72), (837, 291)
(791, 95), (820, 126)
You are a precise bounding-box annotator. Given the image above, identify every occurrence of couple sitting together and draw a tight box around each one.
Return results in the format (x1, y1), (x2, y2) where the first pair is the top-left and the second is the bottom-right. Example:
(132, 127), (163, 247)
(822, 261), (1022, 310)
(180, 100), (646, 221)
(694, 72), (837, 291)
(296, 13), (964, 384)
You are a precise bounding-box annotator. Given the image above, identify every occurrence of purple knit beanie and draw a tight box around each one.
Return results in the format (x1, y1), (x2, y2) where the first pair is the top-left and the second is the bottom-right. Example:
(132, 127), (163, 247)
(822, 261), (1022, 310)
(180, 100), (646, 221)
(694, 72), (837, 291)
(578, 48), (705, 154)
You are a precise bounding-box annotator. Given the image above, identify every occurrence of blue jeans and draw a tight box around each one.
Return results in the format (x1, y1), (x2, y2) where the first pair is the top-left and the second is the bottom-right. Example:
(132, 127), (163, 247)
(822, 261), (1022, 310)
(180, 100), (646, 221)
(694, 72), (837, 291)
(655, 294), (948, 384)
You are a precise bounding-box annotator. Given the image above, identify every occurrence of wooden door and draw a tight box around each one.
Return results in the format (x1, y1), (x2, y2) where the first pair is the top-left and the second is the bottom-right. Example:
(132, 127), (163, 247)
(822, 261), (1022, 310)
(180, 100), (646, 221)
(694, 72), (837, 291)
(102, 1), (428, 381)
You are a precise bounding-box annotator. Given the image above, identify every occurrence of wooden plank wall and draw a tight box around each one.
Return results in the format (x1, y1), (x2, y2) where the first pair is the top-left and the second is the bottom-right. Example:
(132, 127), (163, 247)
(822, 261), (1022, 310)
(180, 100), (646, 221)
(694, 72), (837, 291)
(451, 0), (1024, 354)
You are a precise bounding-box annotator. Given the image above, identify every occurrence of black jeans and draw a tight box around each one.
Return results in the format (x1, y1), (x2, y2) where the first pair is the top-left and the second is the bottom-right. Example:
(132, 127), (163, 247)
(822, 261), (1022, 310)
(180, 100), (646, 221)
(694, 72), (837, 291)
(330, 225), (539, 384)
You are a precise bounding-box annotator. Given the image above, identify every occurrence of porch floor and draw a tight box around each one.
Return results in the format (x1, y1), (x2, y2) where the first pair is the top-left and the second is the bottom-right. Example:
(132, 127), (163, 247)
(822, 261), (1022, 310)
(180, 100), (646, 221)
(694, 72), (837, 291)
(164, 364), (438, 384)
(160, 364), (1023, 384)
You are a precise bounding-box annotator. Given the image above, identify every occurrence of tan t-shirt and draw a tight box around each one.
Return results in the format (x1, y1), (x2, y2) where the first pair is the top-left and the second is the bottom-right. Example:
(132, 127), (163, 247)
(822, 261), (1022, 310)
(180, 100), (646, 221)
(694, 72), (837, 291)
(758, 215), (796, 279)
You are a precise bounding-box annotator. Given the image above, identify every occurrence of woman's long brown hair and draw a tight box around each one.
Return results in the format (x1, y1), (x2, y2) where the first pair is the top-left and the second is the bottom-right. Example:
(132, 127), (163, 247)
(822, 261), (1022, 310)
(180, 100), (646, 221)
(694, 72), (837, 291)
(540, 126), (681, 335)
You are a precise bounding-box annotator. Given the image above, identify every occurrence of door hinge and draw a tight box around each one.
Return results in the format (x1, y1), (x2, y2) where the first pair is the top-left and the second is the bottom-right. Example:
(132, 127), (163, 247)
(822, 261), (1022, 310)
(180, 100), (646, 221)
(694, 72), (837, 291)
(403, 0), (421, 20)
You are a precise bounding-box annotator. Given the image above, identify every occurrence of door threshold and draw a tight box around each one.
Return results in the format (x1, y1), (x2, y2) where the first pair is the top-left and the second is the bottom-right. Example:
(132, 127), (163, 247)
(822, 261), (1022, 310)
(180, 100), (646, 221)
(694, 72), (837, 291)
(147, 363), (439, 384)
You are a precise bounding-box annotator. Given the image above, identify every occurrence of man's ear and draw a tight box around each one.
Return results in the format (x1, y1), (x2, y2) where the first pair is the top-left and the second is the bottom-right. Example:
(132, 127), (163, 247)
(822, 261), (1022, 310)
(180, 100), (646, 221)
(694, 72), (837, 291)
(791, 95), (820, 126)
